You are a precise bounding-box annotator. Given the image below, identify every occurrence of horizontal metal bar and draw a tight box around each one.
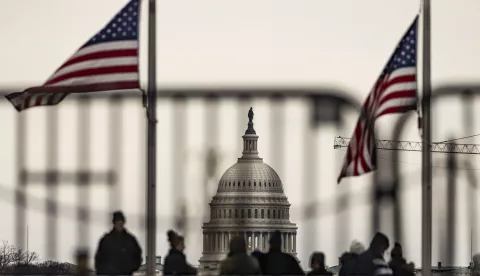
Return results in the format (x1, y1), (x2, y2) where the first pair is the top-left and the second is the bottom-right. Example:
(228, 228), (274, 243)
(0, 87), (357, 100)
(23, 170), (115, 185)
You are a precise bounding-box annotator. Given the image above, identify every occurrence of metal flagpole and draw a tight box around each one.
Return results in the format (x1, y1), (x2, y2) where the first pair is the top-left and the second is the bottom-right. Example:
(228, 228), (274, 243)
(146, 0), (157, 275)
(421, 0), (432, 275)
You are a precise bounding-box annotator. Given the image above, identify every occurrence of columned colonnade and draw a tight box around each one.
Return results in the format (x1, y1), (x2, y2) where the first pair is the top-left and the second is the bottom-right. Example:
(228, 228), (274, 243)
(203, 231), (297, 253)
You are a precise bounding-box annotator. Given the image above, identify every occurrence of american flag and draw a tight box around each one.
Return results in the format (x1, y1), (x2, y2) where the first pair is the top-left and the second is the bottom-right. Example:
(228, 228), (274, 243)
(337, 16), (418, 183)
(6, 0), (140, 112)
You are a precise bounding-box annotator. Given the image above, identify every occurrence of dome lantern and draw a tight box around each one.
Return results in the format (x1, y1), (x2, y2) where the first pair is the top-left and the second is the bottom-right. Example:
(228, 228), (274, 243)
(240, 107), (261, 161)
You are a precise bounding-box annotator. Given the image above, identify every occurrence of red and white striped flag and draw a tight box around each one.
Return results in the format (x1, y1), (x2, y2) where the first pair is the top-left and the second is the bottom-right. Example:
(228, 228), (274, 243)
(338, 16), (419, 183)
(5, 0), (141, 112)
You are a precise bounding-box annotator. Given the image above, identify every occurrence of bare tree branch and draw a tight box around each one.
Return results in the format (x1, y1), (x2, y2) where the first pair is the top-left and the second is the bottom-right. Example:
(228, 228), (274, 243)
(0, 241), (89, 275)
(0, 240), (38, 273)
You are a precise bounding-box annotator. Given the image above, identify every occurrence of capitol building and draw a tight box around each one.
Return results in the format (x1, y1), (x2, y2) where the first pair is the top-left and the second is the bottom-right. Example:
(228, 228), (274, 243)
(198, 108), (298, 274)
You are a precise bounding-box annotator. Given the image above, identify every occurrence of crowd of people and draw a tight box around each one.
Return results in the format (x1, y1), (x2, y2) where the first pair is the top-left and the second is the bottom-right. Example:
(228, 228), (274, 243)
(93, 211), (419, 276)
(218, 232), (416, 276)
(337, 234), (415, 276)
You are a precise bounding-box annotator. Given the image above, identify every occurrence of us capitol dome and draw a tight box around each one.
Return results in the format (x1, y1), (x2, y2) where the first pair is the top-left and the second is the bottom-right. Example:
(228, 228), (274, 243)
(198, 108), (298, 274)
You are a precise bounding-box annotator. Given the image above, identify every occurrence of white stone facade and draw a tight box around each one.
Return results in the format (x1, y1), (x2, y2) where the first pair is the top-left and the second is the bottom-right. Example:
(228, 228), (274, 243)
(198, 108), (298, 274)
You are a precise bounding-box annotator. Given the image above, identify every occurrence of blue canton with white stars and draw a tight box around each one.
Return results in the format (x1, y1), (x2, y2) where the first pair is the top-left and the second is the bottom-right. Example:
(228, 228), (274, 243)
(83, 0), (140, 48)
(380, 16), (418, 77)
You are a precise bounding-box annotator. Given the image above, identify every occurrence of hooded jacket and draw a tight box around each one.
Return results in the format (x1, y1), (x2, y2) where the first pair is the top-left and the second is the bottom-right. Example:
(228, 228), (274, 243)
(219, 237), (261, 275)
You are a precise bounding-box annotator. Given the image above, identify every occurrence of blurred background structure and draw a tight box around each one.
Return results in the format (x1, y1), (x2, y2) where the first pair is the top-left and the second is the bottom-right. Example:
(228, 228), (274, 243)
(0, 85), (479, 273)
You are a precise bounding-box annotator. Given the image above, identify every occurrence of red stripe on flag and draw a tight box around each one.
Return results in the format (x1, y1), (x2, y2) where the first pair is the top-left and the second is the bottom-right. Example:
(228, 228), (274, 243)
(376, 104), (417, 118)
(35, 95), (43, 106)
(377, 90), (416, 108)
(57, 49), (138, 70)
(383, 74), (416, 89)
(45, 65), (138, 85)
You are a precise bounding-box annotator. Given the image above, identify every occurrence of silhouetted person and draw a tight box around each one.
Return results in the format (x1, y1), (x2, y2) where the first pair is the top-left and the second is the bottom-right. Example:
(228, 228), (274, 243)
(94, 211), (142, 276)
(339, 240), (365, 276)
(76, 249), (91, 276)
(260, 230), (305, 275)
(251, 250), (264, 262)
(346, 232), (392, 276)
(307, 252), (333, 276)
(163, 230), (197, 276)
(472, 254), (480, 276)
(389, 243), (414, 276)
(219, 236), (261, 275)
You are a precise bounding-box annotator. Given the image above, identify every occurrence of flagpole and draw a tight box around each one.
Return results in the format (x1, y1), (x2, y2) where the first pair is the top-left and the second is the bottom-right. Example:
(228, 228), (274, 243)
(421, 0), (432, 275)
(146, 0), (157, 275)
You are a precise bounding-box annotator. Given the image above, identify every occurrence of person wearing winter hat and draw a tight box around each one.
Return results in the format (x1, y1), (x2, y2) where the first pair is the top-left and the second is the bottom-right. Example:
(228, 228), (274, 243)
(307, 252), (333, 276)
(345, 232), (391, 276)
(349, 240), (366, 254)
(94, 211), (142, 275)
(339, 240), (364, 276)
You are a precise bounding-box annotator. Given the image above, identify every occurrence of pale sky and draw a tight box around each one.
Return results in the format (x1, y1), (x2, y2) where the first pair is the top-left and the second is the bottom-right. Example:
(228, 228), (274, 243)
(1, 0), (480, 269)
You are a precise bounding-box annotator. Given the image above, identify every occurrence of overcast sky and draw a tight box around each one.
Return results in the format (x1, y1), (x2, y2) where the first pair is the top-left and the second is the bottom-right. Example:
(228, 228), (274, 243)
(1, 0), (480, 268)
